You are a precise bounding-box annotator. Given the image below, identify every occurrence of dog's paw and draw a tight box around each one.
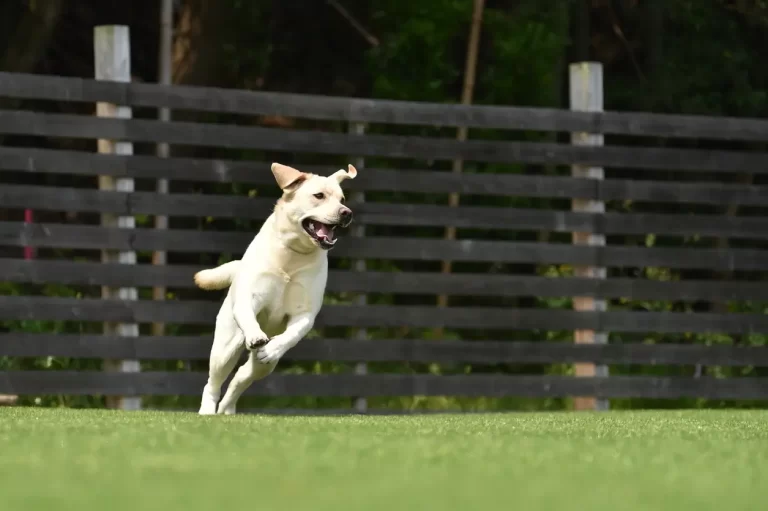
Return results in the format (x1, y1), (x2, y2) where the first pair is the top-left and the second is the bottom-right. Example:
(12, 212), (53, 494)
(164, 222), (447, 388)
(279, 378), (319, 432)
(218, 404), (237, 415)
(198, 398), (218, 415)
(199, 385), (220, 415)
(245, 334), (270, 351)
(255, 342), (284, 364)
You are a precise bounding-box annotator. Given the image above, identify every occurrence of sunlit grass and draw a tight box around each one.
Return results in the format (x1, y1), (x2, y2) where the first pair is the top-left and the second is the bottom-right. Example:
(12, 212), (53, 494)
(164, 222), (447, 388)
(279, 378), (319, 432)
(1, 407), (766, 510)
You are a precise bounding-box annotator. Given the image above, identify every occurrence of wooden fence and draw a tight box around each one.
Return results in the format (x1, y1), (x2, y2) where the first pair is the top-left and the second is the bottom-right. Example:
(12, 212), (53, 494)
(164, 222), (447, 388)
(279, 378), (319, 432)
(1, 26), (768, 413)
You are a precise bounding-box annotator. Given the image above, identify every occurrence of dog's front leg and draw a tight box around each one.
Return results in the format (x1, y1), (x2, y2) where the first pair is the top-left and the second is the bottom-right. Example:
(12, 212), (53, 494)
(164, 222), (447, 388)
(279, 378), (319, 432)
(232, 275), (271, 351)
(255, 312), (315, 364)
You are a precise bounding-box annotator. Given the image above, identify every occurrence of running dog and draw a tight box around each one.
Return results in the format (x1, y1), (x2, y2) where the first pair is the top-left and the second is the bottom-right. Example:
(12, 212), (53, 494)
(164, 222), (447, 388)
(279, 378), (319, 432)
(193, 162), (356, 415)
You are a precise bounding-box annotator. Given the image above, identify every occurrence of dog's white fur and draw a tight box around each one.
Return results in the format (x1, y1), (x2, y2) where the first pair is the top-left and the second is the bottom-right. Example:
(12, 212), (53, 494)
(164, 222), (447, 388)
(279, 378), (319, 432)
(195, 162), (357, 415)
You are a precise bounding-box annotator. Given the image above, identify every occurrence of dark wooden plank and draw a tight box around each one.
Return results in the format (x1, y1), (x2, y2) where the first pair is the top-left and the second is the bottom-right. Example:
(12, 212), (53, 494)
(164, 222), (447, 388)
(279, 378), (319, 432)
(0, 147), (281, 185)
(0, 185), (274, 220)
(601, 212), (768, 240)
(5, 184), (768, 240)
(1, 333), (766, 367)
(2, 110), (768, 173)
(3, 71), (768, 141)
(598, 179), (768, 206)
(4, 146), (768, 205)
(0, 258), (203, 288)
(0, 333), (213, 360)
(0, 371), (765, 400)
(4, 258), (768, 302)
(3, 221), (768, 271)
(0, 221), (252, 255)
(0, 295), (600, 330)
(2, 296), (768, 333)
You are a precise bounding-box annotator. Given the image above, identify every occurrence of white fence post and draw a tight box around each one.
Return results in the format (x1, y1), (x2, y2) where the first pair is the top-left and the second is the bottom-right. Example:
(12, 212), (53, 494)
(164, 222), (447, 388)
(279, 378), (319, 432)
(349, 121), (368, 414)
(569, 61), (609, 411)
(94, 25), (141, 411)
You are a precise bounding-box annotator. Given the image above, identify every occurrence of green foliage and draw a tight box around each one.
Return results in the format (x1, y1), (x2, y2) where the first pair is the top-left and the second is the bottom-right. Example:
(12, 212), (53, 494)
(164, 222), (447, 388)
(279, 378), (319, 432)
(480, 2), (569, 108)
(367, 0), (472, 102)
(611, 0), (768, 116)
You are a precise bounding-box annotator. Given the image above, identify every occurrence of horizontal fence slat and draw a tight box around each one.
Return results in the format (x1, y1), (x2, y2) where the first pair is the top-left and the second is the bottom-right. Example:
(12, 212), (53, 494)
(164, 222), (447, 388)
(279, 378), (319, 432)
(3, 147), (768, 206)
(3, 258), (768, 301)
(4, 258), (768, 301)
(1, 296), (768, 333)
(2, 222), (768, 271)
(3, 71), (768, 141)
(0, 371), (765, 400)
(2, 110), (768, 173)
(1, 333), (766, 367)
(4, 184), (768, 239)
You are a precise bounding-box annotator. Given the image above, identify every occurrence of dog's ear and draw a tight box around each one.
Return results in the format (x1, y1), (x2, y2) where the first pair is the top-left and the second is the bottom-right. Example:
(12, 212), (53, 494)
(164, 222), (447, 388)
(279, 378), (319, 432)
(330, 164), (358, 184)
(271, 163), (308, 191)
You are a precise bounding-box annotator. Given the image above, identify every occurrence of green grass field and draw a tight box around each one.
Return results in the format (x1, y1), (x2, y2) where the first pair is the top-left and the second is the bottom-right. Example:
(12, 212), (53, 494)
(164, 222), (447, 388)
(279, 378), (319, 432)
(1, 408), (766, 510)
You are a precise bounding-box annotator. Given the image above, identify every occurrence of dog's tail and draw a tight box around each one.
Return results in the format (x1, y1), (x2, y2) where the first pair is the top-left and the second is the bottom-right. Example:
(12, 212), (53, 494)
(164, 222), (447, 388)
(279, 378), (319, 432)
(193, 260), (241, 290)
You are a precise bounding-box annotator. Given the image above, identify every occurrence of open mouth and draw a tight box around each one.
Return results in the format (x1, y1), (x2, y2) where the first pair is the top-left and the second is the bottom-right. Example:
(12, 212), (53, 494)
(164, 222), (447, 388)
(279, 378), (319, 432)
(302, 219), (339, 249)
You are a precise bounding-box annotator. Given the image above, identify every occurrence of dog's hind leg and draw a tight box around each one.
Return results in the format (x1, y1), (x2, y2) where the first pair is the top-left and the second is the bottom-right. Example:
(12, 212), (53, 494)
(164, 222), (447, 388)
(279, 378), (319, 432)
(216, 353), (277, 415)
(199, 297), (245, 415)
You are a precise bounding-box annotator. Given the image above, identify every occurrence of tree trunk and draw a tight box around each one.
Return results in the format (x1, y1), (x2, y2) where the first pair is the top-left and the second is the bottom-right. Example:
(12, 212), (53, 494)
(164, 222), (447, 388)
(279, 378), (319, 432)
(437, 0), (485, 322)
(172, 0), (230, 87)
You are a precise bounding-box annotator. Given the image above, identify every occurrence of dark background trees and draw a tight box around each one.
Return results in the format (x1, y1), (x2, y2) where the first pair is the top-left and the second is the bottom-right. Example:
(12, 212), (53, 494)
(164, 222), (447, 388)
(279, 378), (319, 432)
(3, 1), (767, 116)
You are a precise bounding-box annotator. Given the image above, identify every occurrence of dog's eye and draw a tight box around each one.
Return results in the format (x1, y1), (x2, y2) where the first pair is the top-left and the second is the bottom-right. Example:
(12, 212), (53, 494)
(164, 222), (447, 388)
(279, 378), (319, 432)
(313, 193), (325, 200)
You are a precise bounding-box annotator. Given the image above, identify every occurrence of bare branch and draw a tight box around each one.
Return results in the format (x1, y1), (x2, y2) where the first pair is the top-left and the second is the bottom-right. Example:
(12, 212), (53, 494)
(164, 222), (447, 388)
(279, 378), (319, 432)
(326, 0), (379, 47)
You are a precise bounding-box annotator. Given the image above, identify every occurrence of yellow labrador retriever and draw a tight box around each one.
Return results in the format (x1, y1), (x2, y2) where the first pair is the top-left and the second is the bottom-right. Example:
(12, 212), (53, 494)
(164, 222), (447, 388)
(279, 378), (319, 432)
(193, 162), (356, 415)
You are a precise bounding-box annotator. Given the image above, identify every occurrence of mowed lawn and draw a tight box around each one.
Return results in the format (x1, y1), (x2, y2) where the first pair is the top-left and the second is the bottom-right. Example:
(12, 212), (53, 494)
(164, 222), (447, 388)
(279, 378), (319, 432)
(0, 408), (766, 510)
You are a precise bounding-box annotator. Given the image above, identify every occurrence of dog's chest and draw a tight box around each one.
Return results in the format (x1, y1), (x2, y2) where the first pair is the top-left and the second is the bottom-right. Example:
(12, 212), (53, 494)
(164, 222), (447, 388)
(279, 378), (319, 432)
(257, 276), (310, 335)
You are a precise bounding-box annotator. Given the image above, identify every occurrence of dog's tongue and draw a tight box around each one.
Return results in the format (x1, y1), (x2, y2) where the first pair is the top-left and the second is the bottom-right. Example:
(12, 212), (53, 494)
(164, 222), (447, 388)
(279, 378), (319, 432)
(312, 220), (333, 240)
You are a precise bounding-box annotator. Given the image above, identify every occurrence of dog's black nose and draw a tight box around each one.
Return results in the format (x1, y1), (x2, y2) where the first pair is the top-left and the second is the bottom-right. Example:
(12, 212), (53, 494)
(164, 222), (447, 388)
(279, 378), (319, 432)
(339, 207), (353, 226)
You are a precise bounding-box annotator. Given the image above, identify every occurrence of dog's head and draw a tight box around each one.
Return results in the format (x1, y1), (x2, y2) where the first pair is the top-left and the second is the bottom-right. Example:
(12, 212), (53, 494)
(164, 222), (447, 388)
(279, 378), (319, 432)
(271, 162), (357, 250)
